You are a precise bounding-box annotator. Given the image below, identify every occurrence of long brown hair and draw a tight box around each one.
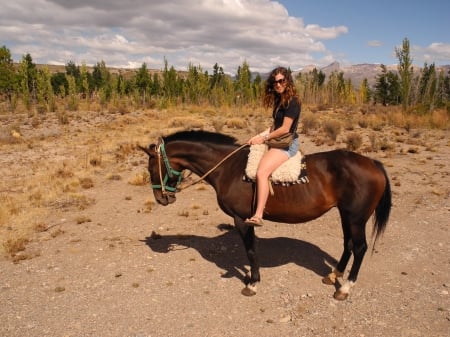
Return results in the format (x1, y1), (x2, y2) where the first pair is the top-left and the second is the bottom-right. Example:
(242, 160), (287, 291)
(262, 66), (299, 109)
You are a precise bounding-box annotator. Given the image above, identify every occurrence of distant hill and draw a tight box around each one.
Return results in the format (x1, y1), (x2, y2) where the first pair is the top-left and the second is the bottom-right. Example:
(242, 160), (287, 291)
(293, 62), (450, 87)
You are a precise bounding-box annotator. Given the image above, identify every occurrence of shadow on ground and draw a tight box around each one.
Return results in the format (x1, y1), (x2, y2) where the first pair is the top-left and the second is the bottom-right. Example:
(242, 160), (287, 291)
(142, 224), (337, 284)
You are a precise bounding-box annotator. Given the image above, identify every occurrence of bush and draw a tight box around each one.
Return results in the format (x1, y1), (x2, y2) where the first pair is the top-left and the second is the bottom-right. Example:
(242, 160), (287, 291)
(301, 112), (319, 135)
(346, 133), (363, 151)
(225, 117), (247, 129)
(323, 119), (341, 141)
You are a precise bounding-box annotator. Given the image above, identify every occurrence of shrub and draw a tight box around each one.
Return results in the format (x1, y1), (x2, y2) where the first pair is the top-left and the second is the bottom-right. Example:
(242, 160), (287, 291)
(430, 109), (449, 129)
(323, 119), (341, 141)
(212, 119), (225, 132)
(346, 133), (363, 151)
(301, 112), (319, 135)
(225, 117), (247, 129)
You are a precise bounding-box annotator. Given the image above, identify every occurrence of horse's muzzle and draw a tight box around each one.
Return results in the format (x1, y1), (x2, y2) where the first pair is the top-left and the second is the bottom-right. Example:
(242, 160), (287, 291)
(154, 190), (177, 205)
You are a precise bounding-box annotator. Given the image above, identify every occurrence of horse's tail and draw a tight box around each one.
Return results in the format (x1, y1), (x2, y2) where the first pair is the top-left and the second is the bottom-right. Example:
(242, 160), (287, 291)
(372, 160), (392, 246)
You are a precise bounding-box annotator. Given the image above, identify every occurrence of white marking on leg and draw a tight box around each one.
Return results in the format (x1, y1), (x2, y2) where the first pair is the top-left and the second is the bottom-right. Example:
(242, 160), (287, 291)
(339, 280), (355, 295)
(241, 283), (257, 296)
(333, 280), (355, 300)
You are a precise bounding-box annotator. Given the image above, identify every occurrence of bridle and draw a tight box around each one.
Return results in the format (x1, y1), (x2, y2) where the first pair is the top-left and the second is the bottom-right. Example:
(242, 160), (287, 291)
(150, 137), (248, 196)
(152, 137), (183, 196)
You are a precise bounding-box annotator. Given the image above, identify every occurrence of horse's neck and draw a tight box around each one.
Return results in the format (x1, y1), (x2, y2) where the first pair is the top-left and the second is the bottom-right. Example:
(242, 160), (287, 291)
(170, 142), (229, 173)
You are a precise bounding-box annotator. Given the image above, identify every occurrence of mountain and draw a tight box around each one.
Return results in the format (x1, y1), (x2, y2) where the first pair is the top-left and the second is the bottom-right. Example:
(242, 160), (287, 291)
(294, 62), (450, 88)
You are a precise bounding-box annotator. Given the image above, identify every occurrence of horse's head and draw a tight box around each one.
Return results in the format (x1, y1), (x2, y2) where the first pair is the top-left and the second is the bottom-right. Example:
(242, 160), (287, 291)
(138, 140), (183, 206)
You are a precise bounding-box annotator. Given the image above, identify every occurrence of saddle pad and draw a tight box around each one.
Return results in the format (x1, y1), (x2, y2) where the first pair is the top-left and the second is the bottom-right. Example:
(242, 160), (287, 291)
(245, 144), (303, 184)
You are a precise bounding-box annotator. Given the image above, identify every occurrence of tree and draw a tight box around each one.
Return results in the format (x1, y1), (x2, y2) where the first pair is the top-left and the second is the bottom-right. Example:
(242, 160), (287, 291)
(374, 65), (390, 106)
(135, 63), (151, 105)
(374, 65), (401, 106)
(18, 56), (31, 110)
(23, 53), (37, 99)
(0, 45), (16, 107)
(235, 61), (253, 105)
(416, 63), (437, 111)
(36, 66), (56, 112)
(65, 61), (81, 91)
(80, 62), (91, 102)
(51, 72), (68, 96)
(359, 78), (370, 104)
(162, 58), (181, 104)
(66, 74), (78, 111)
(395, 38), (413, 110)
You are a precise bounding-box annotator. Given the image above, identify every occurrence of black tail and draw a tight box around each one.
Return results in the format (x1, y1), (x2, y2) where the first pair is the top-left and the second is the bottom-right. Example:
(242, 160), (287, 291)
(373, 160), (392, 244)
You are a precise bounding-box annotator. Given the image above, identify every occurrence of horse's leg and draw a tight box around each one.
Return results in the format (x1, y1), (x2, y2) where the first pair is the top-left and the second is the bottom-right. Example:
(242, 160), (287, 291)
(333, 235), (368, 300)
(234, 216), (260, 296)
(323, 209), (369, 300)
(322, 228), (351, 285)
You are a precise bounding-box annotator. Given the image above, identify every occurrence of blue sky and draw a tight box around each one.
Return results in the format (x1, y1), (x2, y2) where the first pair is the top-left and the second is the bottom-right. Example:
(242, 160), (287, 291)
(280, 0), (450, 67)
(1, 0), (449, 74)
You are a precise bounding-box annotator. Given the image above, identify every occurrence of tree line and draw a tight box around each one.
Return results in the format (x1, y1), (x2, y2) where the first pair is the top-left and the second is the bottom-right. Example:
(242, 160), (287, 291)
(0, 38), (448, 114)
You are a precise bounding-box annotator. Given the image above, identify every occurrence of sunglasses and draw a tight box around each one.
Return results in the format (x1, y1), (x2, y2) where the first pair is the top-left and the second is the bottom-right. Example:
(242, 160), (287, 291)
(273, 78), (286, 85)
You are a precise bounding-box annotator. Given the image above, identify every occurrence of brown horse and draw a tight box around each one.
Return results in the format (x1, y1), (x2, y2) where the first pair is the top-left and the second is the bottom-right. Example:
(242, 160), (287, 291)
(139, 130), (391, 300)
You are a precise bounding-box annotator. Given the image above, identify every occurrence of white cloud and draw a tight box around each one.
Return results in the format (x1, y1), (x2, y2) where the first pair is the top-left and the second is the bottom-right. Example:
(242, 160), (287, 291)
(304, 24), (348, 40)
(411, 42), (450, 65)
(368, 40), (383, 47)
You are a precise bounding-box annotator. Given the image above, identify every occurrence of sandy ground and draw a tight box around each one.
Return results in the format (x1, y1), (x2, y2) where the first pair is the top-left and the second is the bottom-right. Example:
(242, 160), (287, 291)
(0, 110), (449, 337)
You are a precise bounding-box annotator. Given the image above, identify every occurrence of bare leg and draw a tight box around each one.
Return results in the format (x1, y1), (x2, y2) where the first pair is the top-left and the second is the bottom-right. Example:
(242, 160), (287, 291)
(253, 149), (289, 219)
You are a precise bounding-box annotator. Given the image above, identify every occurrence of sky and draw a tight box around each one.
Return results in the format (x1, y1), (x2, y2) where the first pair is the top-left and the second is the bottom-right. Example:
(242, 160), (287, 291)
(1, 0), (449, 74)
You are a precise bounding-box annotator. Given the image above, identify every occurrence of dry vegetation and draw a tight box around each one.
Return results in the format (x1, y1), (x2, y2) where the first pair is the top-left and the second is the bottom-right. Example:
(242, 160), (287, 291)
(0, 103), (448, 260)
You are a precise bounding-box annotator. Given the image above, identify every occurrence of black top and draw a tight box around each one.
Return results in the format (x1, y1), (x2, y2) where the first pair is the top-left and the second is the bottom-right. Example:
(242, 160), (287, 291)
(272, 97), (301, 138)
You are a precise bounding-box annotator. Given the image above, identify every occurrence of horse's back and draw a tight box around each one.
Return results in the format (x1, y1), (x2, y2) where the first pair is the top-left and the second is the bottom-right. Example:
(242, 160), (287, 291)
(307, 149), (388, 214)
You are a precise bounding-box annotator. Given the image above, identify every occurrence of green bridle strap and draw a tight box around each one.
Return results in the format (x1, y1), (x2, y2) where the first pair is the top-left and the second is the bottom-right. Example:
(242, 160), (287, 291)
(151, 139), (183, 193)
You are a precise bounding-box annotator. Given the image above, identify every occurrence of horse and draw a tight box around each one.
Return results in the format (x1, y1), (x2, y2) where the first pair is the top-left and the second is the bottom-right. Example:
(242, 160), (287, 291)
(139, 130), (392, 300)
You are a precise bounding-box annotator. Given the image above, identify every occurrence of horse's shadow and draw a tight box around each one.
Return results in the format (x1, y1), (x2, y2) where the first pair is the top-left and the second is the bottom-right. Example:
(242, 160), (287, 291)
(142, 224), (337, 284)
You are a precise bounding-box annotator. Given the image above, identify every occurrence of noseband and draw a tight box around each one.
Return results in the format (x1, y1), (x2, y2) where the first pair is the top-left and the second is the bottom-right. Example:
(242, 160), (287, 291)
(152, 138), (183, 195)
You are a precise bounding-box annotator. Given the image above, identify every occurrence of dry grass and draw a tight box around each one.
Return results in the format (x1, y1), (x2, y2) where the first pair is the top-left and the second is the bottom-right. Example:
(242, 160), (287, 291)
(128, 171), (150, 186)
(225, 117), (247, 129)
(168, 116), (205, 129)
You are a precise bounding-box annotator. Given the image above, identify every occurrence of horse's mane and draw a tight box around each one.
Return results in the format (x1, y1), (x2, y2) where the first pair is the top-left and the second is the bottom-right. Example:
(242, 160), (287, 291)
(163, 130), (239, 146)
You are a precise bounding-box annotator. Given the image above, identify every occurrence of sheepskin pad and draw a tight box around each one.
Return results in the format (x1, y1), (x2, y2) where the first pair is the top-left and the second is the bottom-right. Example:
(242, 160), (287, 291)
(244, 144), (308, 184)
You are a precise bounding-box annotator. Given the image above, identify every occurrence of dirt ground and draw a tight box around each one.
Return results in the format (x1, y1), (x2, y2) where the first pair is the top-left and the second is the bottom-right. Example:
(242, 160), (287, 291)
(0, 109), (449, 337)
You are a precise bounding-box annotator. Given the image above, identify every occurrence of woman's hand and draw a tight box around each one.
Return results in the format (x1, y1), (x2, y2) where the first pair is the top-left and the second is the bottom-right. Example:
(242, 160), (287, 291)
(248, 134), (266, 145)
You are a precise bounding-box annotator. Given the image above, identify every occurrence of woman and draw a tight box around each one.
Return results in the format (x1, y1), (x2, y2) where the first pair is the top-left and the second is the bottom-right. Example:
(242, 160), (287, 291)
(245, 66), (301, 226)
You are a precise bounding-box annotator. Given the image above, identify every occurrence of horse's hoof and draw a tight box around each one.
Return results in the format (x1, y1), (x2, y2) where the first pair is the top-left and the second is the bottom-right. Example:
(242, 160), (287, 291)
(333, 290), (349, 301)
(322, 275), (335, 285)
(241, 284), (257, 296)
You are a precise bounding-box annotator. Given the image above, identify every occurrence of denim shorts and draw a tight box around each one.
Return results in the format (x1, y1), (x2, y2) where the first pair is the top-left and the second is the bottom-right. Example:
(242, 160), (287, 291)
(279, 137), (299, 158)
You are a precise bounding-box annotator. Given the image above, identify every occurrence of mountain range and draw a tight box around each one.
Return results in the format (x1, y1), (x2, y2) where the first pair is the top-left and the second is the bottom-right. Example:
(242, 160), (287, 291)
(293, 62), (450, 87)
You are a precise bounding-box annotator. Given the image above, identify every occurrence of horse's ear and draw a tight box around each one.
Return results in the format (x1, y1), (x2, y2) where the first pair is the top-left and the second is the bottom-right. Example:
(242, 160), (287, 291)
(138, 144), (151, 156)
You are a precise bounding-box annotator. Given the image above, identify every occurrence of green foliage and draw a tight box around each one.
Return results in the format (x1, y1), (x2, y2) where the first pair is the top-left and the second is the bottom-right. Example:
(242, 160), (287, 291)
(66, 75), (78, 111)
(0, 46), (15, 98)
(395, 38), (413, 111)
(0, 40), (448, 114)
(36, 66), (56, 113)
(18, 57), (31, 111)
(374, 65), (401, 106)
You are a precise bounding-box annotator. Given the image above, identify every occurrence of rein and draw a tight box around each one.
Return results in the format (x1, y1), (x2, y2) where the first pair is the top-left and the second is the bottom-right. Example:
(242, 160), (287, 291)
(178, 143), (249, 191)
(153, 137), (248, 194)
